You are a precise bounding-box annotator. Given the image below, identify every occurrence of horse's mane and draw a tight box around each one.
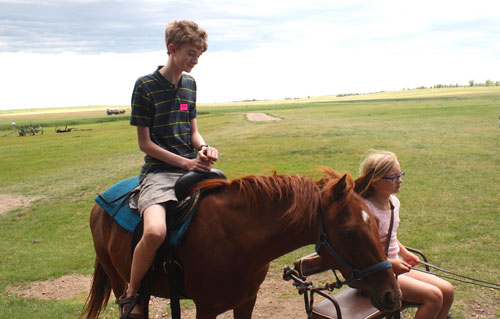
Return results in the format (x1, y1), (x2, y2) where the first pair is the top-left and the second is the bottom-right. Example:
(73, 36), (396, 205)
(195, 168), (348, 228)
(195, 172), (320, 227)
(314, 166), (342, 187)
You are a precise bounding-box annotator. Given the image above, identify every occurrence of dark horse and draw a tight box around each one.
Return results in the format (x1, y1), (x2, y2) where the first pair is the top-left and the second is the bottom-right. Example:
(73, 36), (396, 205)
(81, 168), (401, 318)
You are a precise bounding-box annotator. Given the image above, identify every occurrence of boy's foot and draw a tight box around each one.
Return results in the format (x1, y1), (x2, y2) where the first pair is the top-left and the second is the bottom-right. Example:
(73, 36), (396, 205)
(116, 292), (146, 319)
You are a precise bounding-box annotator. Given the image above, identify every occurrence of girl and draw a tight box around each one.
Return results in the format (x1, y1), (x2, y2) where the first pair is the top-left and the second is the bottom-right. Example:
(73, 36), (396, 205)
(355, 150), (454, 319)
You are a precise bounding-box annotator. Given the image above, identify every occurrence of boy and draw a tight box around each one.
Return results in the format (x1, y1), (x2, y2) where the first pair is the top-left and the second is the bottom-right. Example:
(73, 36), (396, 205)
(118, 20), (218, 318)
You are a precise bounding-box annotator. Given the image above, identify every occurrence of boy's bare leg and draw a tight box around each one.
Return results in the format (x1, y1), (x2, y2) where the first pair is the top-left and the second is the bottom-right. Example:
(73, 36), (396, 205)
(125, 204), (167, 313)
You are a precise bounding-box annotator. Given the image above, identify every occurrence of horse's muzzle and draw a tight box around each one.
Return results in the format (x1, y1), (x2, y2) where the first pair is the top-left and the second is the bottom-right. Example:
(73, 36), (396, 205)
(372, 287), (402, 312)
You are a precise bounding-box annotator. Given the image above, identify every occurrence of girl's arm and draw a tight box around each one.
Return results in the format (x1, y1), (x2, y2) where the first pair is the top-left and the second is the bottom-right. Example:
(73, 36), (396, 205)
(390, 241), (421, 275)
(389, 258), (411, 275)
(397, 241), (420, 267)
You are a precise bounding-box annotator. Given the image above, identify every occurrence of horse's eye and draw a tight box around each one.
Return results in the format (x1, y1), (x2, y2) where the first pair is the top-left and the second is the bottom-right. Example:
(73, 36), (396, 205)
(341, 229), (355, 241)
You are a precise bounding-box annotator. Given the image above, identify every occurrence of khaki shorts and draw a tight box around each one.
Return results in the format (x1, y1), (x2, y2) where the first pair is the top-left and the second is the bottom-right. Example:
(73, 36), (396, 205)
(136, 171), (184, 215)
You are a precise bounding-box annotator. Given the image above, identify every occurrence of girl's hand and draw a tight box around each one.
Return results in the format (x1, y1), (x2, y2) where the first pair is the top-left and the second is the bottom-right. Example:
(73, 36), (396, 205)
(403, 253), (420, 267)
(390, 259), (411, 275)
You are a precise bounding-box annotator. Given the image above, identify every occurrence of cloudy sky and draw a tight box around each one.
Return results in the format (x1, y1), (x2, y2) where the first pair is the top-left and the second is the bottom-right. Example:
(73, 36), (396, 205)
(1, 0), (499, 110)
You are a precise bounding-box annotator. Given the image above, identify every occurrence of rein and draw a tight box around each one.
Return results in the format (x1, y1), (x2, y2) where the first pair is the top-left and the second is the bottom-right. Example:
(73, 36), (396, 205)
(315, 197), (392, 286)
(414, 261), (500, 290)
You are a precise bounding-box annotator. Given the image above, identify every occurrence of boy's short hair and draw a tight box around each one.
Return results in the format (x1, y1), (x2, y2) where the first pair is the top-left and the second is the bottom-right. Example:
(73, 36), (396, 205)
(165, 20), (208, 55)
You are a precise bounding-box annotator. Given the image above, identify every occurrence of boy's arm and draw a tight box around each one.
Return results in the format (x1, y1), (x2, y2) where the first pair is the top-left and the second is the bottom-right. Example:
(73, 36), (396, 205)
(190, 118), (218, 163)
(137, 126), (211, 172)
(189, 118), (205, 150)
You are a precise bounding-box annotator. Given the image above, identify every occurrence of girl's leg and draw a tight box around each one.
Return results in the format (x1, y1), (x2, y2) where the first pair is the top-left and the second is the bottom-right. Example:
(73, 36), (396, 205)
(405, 270), (454, 319)
(398, 273), (444, 319)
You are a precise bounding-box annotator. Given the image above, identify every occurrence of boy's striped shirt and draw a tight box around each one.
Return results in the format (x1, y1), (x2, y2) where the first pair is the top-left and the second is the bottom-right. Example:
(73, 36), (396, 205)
(130, 67), (197, 178)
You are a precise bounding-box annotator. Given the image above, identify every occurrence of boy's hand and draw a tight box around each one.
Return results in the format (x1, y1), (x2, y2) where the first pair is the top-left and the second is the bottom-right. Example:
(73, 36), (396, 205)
(198, 146), (218, 164)
(186, 157), (212, 172)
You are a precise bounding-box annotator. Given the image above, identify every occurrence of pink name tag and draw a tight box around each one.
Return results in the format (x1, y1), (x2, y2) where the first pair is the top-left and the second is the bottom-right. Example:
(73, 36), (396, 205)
(180, 104), (189, 111)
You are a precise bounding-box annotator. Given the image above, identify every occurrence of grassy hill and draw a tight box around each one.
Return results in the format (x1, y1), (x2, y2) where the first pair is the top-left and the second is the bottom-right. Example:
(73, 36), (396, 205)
(0, 86), (499, 318)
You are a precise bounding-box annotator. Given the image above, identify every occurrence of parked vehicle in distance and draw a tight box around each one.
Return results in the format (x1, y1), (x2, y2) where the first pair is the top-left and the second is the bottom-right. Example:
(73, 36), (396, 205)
(106, 108), (126, 115)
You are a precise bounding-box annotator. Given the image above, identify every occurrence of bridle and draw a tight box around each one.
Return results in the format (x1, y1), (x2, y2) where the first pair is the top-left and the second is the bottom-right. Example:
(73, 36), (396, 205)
(315, 195), (392, 286)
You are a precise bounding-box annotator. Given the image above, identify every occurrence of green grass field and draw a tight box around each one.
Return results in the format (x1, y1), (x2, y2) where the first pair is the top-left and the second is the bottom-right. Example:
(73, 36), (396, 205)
(0, 87), (499, 318)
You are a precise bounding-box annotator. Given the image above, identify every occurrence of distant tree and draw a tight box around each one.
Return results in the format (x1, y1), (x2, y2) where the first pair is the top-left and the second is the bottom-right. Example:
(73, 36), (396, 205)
(485, 79), (494, 86)
(469, 80), (475, 87)
(496, 81), (500, 86)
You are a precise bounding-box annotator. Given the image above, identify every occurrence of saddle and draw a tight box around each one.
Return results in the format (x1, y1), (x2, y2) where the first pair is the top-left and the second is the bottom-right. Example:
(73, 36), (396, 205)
(95, 168), (226, 244)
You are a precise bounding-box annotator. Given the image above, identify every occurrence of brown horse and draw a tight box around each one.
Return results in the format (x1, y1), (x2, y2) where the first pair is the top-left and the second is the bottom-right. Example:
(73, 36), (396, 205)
(81, 168), (401, 319)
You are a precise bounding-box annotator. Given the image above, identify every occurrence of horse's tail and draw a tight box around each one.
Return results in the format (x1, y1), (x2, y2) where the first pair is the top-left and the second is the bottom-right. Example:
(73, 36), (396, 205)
(80, 258), (112, 319)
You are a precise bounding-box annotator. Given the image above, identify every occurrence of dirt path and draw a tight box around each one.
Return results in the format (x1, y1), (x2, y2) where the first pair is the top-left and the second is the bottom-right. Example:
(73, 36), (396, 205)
(6, 263), (498, 318)
(6, 271), (311, 318)
(0, 194), (45, 214)
(246, 113), (281, 122)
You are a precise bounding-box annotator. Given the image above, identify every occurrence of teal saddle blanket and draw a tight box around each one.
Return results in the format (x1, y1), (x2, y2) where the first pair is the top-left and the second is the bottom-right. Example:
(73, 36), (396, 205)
(94, 176), (193, 246)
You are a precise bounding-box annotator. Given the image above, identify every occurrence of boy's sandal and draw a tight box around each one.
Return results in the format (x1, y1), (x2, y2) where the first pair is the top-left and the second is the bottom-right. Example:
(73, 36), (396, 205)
(116, 292), (146, 319)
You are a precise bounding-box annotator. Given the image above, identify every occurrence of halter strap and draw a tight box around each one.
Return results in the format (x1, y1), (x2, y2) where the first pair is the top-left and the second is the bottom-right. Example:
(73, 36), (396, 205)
(315, 199), (392, 286)
(384, 200), (395, 256)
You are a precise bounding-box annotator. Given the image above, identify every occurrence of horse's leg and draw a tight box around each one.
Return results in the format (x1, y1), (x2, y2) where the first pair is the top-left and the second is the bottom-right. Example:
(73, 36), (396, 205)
(233, 296), (257, 319)
(97, 253), (127, 298)
(195, 309), (218, 319)
(83, 205), (130, 319)
(90, 204), (130, 298)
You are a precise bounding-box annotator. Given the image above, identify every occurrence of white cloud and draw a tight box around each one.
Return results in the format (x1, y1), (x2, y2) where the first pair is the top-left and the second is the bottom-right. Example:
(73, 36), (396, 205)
(0, 0), (499, 109)
(0, 51), (164, 109)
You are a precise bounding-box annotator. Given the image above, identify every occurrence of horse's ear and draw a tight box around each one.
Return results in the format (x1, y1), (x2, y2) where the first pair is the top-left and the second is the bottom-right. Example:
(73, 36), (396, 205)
(354, 168), (375, 196)
(333, 174), (348, 201)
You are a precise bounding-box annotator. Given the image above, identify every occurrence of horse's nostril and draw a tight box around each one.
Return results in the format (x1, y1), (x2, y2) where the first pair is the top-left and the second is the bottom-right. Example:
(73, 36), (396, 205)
(384, 291), (396, 306)
(383, 289), (402, 311)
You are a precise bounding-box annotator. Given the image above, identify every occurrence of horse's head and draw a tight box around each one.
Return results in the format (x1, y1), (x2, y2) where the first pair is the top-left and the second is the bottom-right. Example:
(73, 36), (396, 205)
(316, 170), (401, 312)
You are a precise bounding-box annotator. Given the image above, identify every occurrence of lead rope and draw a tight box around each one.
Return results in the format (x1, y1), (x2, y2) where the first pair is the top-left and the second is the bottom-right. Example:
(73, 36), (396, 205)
(413, 261), (500, 290)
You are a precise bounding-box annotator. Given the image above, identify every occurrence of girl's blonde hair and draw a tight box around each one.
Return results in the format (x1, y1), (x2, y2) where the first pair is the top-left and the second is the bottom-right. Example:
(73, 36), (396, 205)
(355, 150), (399, 197)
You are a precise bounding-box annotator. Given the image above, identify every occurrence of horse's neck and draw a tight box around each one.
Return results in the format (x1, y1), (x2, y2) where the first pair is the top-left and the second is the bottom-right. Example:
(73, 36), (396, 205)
(266, 224), (317, 261)
(192, 190), (319, 267)
(241, 204), (318, 265)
